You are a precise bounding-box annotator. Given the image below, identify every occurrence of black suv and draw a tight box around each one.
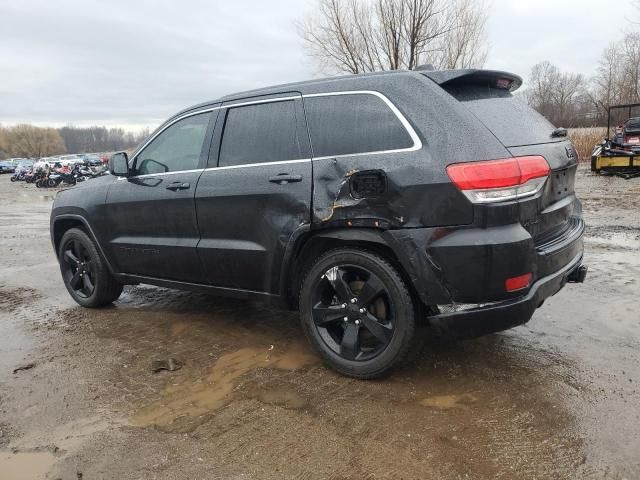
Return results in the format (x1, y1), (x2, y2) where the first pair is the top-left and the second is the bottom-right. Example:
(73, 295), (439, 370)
(51, 69), (586, 378)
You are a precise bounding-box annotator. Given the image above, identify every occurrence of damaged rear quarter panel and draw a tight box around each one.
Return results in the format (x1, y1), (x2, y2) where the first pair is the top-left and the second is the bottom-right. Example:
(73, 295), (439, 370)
(303, 73), (513, 306)
(305, 74), (510, 229)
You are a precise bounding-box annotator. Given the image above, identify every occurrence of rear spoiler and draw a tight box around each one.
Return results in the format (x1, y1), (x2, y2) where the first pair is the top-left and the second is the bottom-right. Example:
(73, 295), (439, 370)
(420, 69), (523, 92)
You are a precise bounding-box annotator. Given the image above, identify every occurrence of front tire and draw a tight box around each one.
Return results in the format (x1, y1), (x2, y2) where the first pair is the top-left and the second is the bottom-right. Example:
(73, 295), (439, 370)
(58, 228), (123, 307)
(299, 248), (416, 379)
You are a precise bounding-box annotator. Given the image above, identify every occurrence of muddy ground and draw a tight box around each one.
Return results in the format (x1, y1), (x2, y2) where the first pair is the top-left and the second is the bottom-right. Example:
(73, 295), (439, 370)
(0, 166), (638, 479)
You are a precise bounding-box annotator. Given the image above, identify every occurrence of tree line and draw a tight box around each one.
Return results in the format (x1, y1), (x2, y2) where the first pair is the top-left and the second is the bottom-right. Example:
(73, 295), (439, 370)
(0, 124), (150, 159)
(526, 32), (640, 128)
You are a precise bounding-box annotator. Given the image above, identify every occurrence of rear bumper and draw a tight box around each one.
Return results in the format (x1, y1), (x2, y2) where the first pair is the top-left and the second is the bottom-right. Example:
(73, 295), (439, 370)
(384, 213), (584, 325)
(428, 251), (585, 337)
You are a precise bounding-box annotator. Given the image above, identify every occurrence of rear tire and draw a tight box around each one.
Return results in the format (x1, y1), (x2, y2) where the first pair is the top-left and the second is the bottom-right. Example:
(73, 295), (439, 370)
(299, 248), (416, 379)
(58, 228), (123, 308)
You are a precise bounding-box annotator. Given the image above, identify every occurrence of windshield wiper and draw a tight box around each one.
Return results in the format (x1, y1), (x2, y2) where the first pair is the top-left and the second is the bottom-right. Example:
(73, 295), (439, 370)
(551, 127), (567, 138)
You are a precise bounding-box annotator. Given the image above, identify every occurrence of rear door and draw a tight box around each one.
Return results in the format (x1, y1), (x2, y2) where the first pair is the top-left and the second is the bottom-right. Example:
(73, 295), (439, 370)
(195, 94), (312, 293)
(104, 110), (217, 282)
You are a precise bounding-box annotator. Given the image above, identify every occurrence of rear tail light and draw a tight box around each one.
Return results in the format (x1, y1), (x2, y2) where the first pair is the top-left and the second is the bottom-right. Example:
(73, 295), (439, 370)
(446, 156), (550, 203)
(505, 273), (533, 292)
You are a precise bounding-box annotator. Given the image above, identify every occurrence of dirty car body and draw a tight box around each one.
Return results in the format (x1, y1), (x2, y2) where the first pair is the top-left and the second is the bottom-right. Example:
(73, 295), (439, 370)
(50, 69), (587, 377)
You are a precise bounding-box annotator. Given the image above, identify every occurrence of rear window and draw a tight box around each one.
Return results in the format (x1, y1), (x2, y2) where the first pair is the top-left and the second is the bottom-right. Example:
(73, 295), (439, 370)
(304, 93), (414, 158)
(446, 86), (558, 147)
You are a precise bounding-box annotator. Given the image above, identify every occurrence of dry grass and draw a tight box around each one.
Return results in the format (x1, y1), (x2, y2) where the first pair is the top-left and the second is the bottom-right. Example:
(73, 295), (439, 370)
(567, 127), (606, 162)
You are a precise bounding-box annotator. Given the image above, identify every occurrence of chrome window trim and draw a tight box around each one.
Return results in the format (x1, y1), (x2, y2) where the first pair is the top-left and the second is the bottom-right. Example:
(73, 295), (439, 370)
(122, 168), (206, 180)
(128, 89), (421, 177)
(223, 95), (300, 109)
(204, 158), (310, 172)
(123, 159), (312, 179)
(303, 90), (422, 160)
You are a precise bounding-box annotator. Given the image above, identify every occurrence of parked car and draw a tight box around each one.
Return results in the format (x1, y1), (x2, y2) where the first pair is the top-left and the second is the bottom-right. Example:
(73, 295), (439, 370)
(57, 154), (84, 167)
(16, 159), (34, 169)
(0, 158), (29, 173)
(82, 154), (103, 166)
(50, 69), (587, 378)
(0, 160), (16, 174)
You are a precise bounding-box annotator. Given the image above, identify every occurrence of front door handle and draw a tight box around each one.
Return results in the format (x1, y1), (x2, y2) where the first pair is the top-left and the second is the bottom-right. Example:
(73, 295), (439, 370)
(269, 173), (303, 185)
(166, 181), (191, 191)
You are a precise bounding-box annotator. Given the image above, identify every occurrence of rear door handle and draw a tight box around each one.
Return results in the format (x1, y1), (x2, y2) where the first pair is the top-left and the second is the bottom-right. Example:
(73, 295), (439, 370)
(166, 181), (191, 191)
(269, 173), (303, 184)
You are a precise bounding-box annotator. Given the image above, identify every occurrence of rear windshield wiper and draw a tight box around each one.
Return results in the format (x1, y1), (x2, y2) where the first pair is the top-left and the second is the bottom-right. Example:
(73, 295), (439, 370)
(551, 127), (567, 138)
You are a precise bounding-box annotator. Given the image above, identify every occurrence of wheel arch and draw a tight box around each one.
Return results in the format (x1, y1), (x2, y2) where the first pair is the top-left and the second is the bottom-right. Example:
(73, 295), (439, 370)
(283, 228), (424, 312)
(51, 214), (117, 275)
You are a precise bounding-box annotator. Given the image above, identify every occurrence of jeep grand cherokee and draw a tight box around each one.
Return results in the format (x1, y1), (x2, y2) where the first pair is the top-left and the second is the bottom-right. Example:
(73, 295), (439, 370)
(50, 69), (587, 378)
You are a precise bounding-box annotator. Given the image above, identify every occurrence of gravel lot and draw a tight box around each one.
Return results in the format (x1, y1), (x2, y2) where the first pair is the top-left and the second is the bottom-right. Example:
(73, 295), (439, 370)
(0, 165), (639, 479)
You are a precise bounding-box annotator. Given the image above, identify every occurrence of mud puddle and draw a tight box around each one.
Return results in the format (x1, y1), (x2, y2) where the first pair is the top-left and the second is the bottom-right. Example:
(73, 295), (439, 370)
(420, 393), (478, 409)
(0, 450), (57, 480)
(130, 344), (317, 431)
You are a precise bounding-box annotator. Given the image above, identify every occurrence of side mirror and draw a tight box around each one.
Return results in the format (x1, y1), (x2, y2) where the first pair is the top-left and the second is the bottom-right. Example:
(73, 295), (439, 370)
(109, 152), (130, 177)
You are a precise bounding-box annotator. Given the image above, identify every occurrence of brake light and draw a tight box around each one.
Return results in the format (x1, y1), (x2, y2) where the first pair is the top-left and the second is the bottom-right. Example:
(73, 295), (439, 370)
(505, 273), (532, 292)
(446, 156), (550, 203)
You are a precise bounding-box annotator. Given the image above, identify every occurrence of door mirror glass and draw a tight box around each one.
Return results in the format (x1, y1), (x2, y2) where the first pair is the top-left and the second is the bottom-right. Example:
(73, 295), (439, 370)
(109, 152), (129, 177)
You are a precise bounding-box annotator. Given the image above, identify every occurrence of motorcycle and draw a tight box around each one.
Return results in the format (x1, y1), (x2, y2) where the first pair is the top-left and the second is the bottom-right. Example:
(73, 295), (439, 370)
(75, 165), (107, 182)
(10, 169), (28, 182)
(32, 170), (50, 188)
(46, 165), (85, 187)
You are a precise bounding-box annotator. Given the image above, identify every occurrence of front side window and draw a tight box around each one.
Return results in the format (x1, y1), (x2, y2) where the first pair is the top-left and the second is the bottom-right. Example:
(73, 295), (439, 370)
(218, 100), (301, 167)
(304, 93), (414, 158)
(135, 112), (211, 175)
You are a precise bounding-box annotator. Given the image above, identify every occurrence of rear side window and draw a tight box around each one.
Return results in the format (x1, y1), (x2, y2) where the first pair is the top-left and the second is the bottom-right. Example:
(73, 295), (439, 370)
(304, 93), (414, 158)
(446, 86), (557, 147)
(218, 100), (302, 167)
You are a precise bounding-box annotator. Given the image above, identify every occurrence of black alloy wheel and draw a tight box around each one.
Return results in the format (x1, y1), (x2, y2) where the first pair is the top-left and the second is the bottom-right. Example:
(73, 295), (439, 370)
(58, 228), (123, 308)
(312, 265), (394, 361)
(300, 248), (416, 379)
(61, 238), (96, 298)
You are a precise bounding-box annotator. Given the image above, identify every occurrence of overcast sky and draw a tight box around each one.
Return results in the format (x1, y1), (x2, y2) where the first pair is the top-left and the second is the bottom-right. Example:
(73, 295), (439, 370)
(0, 0), (637, 131)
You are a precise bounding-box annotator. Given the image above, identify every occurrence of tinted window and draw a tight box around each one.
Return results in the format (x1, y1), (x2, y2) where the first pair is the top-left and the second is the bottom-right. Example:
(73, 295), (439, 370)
(135, 112), (211, 175)
(446, 86), (557, 147)
(218, 100), (301, 167)
(304, 94), (414, 158)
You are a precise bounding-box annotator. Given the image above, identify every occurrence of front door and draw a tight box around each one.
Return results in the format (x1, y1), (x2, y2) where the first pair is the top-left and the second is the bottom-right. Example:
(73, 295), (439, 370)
(195, 95), (312, 293)
(104, 110), (216, 282)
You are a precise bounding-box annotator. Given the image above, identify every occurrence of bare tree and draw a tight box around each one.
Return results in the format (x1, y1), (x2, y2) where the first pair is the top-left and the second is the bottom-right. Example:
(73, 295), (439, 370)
(526, 61), (585, 127)
(434, 0), (488, 69)
(2, 125), (66, 158)
(526, 61), (560, 120)
(592, 43), (622, 114)
(620, 32), (640, 102)
(590, 32), (640, 124)
(0, 125), (7, 159)
(299, 0), (488, 74)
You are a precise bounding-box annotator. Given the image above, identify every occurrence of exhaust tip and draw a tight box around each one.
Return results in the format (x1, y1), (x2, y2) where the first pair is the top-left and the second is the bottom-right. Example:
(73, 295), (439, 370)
(568, 265), (588, 283)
